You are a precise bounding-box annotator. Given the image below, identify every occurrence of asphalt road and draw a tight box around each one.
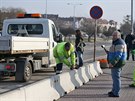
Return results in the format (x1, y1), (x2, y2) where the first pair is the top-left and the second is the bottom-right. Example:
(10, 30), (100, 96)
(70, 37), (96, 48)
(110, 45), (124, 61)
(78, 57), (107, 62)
(0, 40), (111, 94)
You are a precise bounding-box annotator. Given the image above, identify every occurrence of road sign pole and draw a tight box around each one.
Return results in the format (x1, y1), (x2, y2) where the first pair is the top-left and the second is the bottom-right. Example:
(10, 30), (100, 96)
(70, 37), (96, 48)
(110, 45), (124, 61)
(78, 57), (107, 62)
(93, 19), (97, 62)
(90, 6), (103, 62)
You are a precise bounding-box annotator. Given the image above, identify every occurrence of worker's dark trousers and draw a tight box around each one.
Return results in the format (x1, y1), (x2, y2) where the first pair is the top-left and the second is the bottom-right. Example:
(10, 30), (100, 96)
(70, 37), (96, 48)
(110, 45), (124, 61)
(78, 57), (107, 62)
(77, 51), (83, 67)
(127, 48), (134, 61)
(56, 63), (63, 71)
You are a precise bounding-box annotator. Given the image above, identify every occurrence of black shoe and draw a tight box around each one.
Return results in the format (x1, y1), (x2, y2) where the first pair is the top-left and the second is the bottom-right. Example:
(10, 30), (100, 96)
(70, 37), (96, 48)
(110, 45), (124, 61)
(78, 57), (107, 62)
(108, 91), (113, 95)
(79, 64), (83, 67)
(108, 93), (119, 97)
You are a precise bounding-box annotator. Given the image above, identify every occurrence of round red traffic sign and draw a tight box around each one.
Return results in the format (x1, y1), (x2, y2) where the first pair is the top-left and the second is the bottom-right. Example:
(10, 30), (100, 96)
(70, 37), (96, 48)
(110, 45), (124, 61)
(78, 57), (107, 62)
(90, 6), (103, 19)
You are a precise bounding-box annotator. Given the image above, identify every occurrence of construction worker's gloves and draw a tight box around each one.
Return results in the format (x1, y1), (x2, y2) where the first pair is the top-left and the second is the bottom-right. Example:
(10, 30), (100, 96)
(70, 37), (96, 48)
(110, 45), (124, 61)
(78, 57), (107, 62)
(70, 65), (79, 70)
(70, 65), (76, 70)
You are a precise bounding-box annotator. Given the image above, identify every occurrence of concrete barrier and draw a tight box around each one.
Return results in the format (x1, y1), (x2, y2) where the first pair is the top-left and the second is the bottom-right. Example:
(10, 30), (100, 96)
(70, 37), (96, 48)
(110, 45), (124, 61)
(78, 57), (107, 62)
(71, 69), (83, 88)
(0, 61), (102, 101)
(23, 78), (60, 101)
(54, 72), (75, 96)
(77, 67), (89, 84)
(0, 88), (25, 101)
(88, 63), (98, 78)
(84, 65), (93, 80)
(93, 61), (103, 75)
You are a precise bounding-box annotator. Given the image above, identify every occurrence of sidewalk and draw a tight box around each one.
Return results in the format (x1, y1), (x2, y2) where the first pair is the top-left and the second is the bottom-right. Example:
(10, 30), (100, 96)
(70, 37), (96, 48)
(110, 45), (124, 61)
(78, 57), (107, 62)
(58, 60), (135, 101)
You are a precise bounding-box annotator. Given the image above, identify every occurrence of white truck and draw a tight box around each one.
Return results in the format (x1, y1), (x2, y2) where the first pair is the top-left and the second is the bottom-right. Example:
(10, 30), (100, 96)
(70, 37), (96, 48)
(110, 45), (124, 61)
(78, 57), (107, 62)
(0, 14), (62, 82)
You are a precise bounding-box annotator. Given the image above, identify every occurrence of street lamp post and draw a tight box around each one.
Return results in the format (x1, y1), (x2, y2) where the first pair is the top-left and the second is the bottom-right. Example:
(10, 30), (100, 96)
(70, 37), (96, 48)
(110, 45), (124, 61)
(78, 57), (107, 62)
(73, 5), (76, 30)
(45, 0), (48, 18)
(67, 3), (82, 30)
(131, 0), (134, 34)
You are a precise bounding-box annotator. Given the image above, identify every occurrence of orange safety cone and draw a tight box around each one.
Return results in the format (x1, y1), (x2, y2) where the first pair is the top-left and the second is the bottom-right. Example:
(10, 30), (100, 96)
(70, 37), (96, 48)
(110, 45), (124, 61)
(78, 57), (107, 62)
(98, 59), (109, 69)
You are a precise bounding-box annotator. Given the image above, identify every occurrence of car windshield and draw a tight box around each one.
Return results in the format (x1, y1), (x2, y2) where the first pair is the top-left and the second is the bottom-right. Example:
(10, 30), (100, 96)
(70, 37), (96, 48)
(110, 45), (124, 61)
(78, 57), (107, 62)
(8, 24), (43, 35)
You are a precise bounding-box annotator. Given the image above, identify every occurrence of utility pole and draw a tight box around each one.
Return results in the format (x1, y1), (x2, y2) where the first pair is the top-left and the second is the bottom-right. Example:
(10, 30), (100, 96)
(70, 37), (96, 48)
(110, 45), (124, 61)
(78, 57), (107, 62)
(131, 0), (134, 34)
(67, 3), (82, 30)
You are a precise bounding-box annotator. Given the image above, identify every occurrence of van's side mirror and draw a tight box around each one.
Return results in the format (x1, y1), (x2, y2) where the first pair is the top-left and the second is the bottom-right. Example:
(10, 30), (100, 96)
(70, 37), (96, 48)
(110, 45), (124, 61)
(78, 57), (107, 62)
(54, 34), (63, 43)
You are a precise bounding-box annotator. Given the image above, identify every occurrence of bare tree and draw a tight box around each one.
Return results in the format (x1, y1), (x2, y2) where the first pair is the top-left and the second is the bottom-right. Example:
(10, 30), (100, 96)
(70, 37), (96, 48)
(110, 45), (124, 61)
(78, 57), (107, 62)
(59, 27), (75, 37)
(120, 15), (132, 35)
(80, 18), (95, 35)
(0, 7), (26, 30)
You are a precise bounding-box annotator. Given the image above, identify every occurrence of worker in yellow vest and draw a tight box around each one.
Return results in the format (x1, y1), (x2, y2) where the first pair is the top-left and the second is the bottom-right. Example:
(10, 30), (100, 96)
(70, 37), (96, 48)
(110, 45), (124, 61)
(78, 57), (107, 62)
(129, 50), (135, 87)
(53, 42), (76, 74)
(129, 67), (135, 87)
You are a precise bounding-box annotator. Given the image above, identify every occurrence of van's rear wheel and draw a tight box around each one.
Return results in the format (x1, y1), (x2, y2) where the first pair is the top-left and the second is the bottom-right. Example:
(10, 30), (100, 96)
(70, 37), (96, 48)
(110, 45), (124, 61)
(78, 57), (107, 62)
(24, 62), (32, 82)
(15, 58), (32, 82)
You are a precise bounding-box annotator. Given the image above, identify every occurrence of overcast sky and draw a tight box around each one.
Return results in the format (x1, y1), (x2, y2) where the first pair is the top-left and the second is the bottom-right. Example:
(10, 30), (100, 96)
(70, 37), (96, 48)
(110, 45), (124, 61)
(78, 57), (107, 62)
(0, 0), (135, 24)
